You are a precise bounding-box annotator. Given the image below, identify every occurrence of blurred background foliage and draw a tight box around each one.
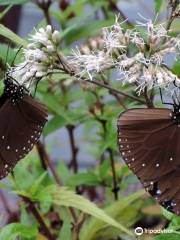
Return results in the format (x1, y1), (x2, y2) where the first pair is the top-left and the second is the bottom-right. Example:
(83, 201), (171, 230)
(0, 0), (179, 240)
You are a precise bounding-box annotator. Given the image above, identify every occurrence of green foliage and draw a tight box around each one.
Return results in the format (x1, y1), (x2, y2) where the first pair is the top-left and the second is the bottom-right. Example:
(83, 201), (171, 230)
(0, 0), (28, 5)
(0, 223), (38, 240)
(155, 233), (180, 240)
(80, 190), (144, 240)
(154, 0), (163, 12)
(0, 24), (27, 46)
(42, 186), (133, 236)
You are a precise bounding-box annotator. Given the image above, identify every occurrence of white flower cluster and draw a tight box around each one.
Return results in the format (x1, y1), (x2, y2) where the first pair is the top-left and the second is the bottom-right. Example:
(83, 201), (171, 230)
(9, 25), (60, 90)
(70, 16), (180, 95)
(69, 49), (113, 80)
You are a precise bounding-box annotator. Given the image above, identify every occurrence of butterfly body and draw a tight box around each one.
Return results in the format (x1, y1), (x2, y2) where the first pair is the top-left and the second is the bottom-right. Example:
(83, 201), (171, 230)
(0, 77), (47, 180)
(118, 108), (180, 215)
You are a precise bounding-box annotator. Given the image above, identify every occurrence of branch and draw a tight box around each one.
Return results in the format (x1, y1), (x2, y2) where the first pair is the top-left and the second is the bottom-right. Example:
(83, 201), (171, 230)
(67, 125), (79, 173)
(55, 52), (146, 105)
(143, 87), (154, 108)
(36, 141), (61, 185)
(166, 0), (179, 31)
(23, 196), (55, 240)
(101, 75), (128, 110)
(36, 141), (78, 224)
(35, 0), (52, 25)
(87, 79), (146, 105)
(108, 148), (119, 200)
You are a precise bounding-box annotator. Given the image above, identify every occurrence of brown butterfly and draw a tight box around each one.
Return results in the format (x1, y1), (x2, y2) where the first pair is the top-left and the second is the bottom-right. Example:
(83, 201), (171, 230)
(117, 106), (180, 215)
(0, 76), (47, 180)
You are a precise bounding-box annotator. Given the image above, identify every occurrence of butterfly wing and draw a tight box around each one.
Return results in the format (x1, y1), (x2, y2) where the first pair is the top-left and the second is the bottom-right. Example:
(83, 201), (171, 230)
(117, 108), (180, 215)
(0, 95), (47, 179)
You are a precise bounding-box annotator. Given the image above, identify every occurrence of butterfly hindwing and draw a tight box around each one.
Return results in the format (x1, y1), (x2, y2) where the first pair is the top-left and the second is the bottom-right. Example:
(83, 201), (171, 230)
(0, 95), (47, 179)
(117, 108), (180, 215)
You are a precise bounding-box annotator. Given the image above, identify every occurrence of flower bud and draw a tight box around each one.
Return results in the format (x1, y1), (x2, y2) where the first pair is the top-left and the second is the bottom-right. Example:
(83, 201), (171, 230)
(52, 30), (60, 43)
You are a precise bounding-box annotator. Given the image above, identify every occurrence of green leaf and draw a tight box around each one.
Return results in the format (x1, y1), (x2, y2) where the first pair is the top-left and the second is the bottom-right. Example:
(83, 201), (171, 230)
(57, 161), (70, 185)
(0, 24), (27, 46)
(0, 223), (38, 240)
(67, 172), (99, 187)
(0, 0), (28, 5)
(154, 0), (163, 12)
(42, 93), (73, 124)
(155, 233), (180, 240)
(13, 161), (35, 191)
(80, 190), (145, 240)
(28, 172), (47, 196)
(58, 210), (72, 240)
(44, 115), (67, 136)
(98, 159), (111, 182)
(0, 5), (12, 20)
(36, 185), (133, 236)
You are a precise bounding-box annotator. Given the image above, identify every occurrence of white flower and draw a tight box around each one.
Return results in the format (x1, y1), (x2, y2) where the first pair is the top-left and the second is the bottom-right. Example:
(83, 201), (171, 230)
(8, 25), (61, 92)
(102, 16), (132, 53)
(69, 49), (113, 80)
(69, 15), (179, 96)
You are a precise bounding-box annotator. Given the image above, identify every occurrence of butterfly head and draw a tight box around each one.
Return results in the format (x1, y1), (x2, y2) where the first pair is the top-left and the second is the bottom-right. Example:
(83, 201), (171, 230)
(3, 77), (27, 104)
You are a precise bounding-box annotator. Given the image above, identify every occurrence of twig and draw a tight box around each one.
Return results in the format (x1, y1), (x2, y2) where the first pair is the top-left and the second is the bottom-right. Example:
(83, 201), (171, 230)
(91, 93), (120, 201)
(143, 87), (154, 108)
(67, 125), (79, 173)
(23, 196), (55, 240)
(51, 69), (146, 105)
(87, 79), (146, 105)
(166, 0), (179, 31)
(108, 148), (119, 200)
(36, 141), (61, 185)
(58, 81), (79, 174)
(72, 213), (86, 240)
(55, 51), (146, 106)
(101, 75), (127, 110)
(36, 141), (78, 224)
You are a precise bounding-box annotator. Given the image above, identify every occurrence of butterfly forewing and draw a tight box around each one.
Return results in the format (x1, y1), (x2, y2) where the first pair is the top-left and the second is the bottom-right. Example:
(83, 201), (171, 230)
(0, 95), (47, 179)
(117, 108), (180, 215)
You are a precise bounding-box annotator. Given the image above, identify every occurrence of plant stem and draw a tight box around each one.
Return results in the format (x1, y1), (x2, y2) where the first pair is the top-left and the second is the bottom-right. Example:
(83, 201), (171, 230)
(35, 0), (52, 25)
(67, 125), (79, 173)
(108, 148), (119, 200)
(72, 213), (86, 240)
(87, 79), (146, 105)
(143, 87), (154, 108)
(55, 53), (146, 105)
(36, 142), (78, 226)
(23, 196), (55, 240)
(36, 141), (61, 185)
(166, 0), (179, 31)
(101, 75), (127, 110)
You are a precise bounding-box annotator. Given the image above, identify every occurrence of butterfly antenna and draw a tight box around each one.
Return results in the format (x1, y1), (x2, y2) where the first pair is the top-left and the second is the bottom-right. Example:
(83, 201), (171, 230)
(3, 44), (10, 79)
(11, 45), (23, 67)
(5, 44), (10, 68)
(159, 88), (173, 106)
(33, 78), (41, 97)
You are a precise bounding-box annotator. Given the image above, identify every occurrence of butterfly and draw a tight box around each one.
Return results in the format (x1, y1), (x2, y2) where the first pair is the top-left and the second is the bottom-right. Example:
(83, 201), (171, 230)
(0, 75), (47, 180)
(117, 104), (180, 215)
